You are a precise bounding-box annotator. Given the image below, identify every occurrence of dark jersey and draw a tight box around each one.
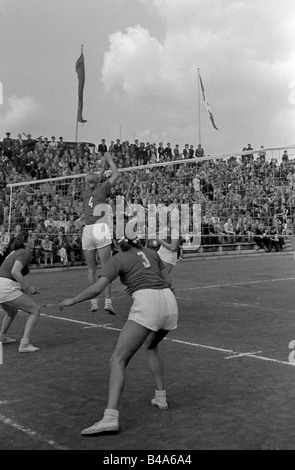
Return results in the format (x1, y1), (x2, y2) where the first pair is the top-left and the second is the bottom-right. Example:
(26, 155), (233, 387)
(101, 247), (168, 295)
(0, 249), (30, 280)
(83, 181), (112, 225)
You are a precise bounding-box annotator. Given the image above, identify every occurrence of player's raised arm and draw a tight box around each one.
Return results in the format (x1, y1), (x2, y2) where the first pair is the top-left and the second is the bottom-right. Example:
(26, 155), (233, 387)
(97, 156), (108, 183)
(104, 152), (119, 185)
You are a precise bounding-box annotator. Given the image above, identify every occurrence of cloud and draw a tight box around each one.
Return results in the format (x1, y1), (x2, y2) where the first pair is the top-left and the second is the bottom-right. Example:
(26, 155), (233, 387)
(0, 95), (40, 132)
(101, 0), (295, 152)
(101, 25), (186, 100)
(102, 0), (295, 101)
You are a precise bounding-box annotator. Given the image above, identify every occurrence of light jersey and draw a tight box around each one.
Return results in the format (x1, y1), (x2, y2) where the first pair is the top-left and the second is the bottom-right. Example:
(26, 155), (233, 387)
(101, 246), (168, 295)
(0, 249), (30, 280)
(83, 181), (112, 225)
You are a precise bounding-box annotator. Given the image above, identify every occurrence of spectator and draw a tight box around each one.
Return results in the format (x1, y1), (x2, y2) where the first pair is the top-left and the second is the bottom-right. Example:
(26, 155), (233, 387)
(98, 139), (108, 156)
(157, 142), (165, 161)
(57, 136), (67, 156)
(52, 229), (69, 266)
(253, 222), (268, 251)
(41, 235), (54, 268)
(282, 150), (289, 164)
(182, 144), (189, 159)
(2, 132), (14, 162)
(29, 231), (43, 266)
(202, 211), (215, 245)
(0, 225), (10, 263)
(67, 232), (84, 266)
(195, 144), (204, 158)
(164, 143), (173, 161)
(223, 218), (236, 244)
(189, 145), (194, 158)
(48, 136), (58, 152)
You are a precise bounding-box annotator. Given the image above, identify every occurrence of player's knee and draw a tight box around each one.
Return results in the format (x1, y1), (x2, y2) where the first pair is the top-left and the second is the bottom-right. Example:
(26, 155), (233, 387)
(32, 305), (42, 316)
(110, 351), (128, 369)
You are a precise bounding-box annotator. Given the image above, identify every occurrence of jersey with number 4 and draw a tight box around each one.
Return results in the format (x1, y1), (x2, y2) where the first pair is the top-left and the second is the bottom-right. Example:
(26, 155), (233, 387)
(100, 247), (168, 294)
(83, 181), (112, 225)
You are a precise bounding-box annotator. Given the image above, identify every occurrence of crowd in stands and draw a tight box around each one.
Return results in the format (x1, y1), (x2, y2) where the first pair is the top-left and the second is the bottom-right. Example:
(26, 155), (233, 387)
(0, 132), (294, 267)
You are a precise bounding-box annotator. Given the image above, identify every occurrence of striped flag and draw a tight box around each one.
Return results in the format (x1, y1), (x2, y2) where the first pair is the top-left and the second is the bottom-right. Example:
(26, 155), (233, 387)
(199, 73), (218, 130)
(76, 52), (87, 123)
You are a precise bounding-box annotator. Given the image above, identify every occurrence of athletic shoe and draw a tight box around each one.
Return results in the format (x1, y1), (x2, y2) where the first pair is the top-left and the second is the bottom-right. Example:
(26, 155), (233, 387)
(104, 301), (116, 315)
(81, 419), (119, 436)
(18, 344), (40, 353)
(151, 396), (168, 410)
(90, 299), (99, 312)
(0, 336), (17, 344)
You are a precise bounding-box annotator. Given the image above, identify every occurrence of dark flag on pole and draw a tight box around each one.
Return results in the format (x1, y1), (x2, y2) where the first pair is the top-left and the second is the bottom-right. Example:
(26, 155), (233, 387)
(76, 50), (87, 123)
(199, 73), (218, 130)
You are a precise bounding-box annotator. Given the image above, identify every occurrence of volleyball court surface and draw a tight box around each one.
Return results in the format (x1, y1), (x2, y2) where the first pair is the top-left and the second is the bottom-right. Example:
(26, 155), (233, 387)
(1, 252), (295, 450)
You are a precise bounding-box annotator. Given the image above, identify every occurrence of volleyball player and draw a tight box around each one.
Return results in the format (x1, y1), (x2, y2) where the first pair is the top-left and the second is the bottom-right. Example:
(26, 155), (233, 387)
(60, 234), (178, 436)
(82, 152), (119, 314)
(0, 233), (41, 353)
(157, 216), (180, 274)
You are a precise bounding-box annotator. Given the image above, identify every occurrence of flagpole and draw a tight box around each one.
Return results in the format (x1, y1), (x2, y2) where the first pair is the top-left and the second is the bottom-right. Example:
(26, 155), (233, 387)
(75, 116), (78, 143)
(75, 44), (84, 142)
(197, 68), (201, 146)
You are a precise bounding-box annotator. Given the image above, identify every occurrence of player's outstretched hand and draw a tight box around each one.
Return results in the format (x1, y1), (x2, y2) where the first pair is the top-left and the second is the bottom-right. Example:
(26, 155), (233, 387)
(60, 298), (75, 311)
(104, 152), (113, 163)
(27, 286), (39, 295)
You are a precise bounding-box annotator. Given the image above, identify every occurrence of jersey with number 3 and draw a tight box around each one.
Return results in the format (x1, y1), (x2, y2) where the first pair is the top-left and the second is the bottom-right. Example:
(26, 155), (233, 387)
(100, 247), (168, 294)
(83, 181), (112, 225)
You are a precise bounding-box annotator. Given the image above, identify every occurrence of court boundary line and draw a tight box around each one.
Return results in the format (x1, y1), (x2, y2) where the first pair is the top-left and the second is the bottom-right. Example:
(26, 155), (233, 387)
(0, 413), (69, 450)
(180, 277), (295, 291)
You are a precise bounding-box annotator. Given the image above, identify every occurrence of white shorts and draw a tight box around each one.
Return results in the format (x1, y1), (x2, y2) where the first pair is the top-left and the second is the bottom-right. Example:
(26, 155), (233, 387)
(0, 278), (23, 303)
(129, 288), (178, 331)
(82, 223), (112, 250)
(158, 246), (178, 266)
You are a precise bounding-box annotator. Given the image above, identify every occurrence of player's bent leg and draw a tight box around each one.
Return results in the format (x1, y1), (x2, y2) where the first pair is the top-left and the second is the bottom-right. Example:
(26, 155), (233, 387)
(108, 320), (151, 409)
(98, 244), (116, 314)
(7, 294), (41, 353)
(145, 329), (170, 410)
(81, 321), (151, 436)
(83, 249), (99, 311)
(0, 304), (18, 343)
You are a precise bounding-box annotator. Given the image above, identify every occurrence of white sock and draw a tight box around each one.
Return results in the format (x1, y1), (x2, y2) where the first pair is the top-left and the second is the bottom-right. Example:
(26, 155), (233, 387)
(103, 409), (119, 421)
(20, 339), (29, 346)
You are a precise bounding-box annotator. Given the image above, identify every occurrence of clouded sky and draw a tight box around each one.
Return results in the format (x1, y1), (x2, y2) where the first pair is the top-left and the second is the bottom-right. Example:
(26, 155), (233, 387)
(1, 0), (295, 157)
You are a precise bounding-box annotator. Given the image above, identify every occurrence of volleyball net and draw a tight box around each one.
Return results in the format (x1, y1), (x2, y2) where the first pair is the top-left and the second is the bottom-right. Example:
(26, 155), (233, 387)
(5, 143), (295, 249)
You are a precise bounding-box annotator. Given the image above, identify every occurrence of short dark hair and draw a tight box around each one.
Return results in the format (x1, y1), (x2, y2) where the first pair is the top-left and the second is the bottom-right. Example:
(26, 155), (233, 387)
(11, 232), (29, 251)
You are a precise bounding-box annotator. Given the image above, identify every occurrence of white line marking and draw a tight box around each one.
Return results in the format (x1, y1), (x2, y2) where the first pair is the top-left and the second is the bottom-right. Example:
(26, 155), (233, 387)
(41, 313), (121, 332)
(225, 351), (263, 359)
(0, 401), (10, 405)
(0, 414), (69, 450)
(82, 323), (114, 329)
(168, 338), (235, 354)
(41, 313), (295, 367)
(181, 277), (295, 291)
(214, 301), (295, 315)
